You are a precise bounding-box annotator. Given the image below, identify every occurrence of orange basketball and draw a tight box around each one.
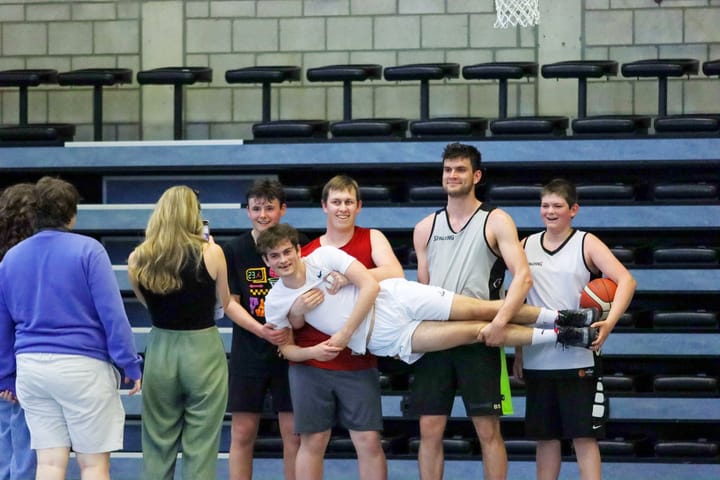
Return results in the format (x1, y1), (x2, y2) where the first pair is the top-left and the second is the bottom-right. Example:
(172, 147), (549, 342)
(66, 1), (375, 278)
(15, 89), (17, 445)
(580, 278), (617, 321)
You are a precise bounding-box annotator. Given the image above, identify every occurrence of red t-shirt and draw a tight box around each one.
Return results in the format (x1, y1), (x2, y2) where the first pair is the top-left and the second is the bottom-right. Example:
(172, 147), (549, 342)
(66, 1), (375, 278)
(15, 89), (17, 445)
(296, 227), (378, 370)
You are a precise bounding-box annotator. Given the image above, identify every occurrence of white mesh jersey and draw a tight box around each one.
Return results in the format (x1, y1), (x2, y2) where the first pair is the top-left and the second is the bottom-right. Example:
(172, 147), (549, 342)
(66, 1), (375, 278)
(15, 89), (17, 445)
(426, 205), (506, 300)
(522, 229), (596, 370)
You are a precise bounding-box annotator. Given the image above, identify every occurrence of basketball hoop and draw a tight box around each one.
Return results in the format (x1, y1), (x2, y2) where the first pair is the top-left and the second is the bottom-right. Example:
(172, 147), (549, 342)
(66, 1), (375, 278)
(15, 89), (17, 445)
(494, 0), (540, 28)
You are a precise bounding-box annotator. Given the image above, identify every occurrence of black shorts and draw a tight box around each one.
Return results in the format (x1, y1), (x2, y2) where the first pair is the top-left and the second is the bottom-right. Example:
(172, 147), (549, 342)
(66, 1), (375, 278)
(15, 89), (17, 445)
(407, 344), (502, 417)
(524, 368), (607, 440)
(227, 361), (293, 413)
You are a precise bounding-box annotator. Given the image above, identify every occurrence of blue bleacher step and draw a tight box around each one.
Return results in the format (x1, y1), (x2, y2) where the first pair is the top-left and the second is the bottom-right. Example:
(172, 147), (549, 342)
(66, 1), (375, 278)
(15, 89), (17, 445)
(102, 174), (276, 203)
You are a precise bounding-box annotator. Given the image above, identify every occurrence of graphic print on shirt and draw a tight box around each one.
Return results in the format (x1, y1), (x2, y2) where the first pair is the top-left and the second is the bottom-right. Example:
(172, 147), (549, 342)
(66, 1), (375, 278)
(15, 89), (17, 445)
(245, 266), (279, 318)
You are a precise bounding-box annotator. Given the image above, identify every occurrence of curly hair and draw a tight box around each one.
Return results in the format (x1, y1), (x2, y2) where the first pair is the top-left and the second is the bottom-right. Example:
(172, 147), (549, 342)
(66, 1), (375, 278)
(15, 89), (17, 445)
(0, 183), (38, 260)
(128, 186), (206, 294)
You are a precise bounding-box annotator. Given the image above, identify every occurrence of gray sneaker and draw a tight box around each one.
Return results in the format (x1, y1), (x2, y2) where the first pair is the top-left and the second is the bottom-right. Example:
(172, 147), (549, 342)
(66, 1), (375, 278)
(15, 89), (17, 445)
(556, 326), (599, 349)
(556, 308), (600, 328)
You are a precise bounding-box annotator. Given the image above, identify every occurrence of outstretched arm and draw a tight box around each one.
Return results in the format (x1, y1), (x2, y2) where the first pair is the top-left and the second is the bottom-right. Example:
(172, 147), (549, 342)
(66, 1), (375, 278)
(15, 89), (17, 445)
(481, 209), (533, 346)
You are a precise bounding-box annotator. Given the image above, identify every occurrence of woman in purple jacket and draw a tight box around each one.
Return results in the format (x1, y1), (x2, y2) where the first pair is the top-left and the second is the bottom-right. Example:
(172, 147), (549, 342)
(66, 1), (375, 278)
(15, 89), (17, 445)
(0, 177), (142, 480)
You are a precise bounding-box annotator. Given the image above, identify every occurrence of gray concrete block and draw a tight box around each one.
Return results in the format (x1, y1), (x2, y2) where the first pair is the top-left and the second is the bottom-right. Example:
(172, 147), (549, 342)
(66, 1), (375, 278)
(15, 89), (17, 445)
(95, 21), (139, 54)
(258, 1), (302, 17)
(71, 55), (118, 69)
(399, 0), (445, 14)
(186, 1), (210, 18)
(278, 86), (326, 118)
(210, 1), (255, 17)
(27, 4), (70, 21)
(2, 24), (47, 55)
(49, 90), (92, 123)
(374, 16), (420, 50)
(72, 3), (116, 20)
(374, 85), (418, 118)
(188, 19), (232, 53)
(0, 5), (24, 22)
(304, 0), (349, 16)
(232, 87), (266, 121)
(635, 9), (682, 44)
(256, 52), (303, 68)
(187, 88), (233, 122)
(447, 0), (494, 13)
(49, 23), (92, 55)
(685, 8), (720, 43)
(422, 15), (468, 48)
(351, 0), (396, 15)
(233, 19), (279, 52)
(587, 81), (633, 115)
(118, 2), (141, 19)
(585, 10), (632, 45)
(280, 18), (325, 51)
(684, 80), (720, 113)
(104, 90), (141, 122)
(327, 17), (372, 51)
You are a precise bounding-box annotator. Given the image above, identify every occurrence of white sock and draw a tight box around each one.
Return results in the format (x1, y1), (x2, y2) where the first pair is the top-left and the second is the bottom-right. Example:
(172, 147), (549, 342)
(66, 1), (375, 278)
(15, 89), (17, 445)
(531, 327), (557, 345)
(535, 308), (558, 329)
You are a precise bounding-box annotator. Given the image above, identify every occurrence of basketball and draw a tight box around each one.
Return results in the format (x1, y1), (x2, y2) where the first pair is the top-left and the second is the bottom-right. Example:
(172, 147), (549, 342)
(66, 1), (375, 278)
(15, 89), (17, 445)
(580, 278), (617, 321)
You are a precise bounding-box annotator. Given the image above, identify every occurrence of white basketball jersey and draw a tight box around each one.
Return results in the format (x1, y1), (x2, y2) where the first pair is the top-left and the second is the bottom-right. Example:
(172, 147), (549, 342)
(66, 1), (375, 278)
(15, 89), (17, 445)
(522, 229), (596, 370)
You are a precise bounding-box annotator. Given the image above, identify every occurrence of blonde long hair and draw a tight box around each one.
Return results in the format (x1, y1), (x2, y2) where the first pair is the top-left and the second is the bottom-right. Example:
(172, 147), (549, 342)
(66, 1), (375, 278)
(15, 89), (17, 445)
(129, 186), (206, 294)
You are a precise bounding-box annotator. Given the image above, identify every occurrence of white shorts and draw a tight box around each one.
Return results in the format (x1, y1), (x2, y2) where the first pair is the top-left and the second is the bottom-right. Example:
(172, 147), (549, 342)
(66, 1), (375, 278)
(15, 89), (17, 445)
(16, 353), (126, 453)
(369, 278), (455, 364)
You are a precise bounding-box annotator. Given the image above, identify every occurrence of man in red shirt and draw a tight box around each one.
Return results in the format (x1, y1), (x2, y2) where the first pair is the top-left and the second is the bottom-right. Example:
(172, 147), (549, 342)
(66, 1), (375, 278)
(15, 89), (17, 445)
(288, 175), (402, 480)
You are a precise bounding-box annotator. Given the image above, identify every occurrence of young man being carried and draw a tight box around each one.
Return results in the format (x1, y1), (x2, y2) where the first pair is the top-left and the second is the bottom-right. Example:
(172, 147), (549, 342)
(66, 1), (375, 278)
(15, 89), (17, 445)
(260, 223), (599, 362)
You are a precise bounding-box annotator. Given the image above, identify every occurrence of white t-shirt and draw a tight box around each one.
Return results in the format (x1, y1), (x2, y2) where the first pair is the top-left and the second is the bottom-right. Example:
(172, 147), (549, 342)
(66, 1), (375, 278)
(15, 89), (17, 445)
(264, 246), (372, 355)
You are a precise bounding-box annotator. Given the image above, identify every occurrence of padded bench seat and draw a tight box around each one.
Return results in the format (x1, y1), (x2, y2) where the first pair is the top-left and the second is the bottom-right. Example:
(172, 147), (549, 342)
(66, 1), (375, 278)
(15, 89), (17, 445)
(542, 60), (650, 136)
(463, 62), (568, 137)
(226, 65), (329, 141)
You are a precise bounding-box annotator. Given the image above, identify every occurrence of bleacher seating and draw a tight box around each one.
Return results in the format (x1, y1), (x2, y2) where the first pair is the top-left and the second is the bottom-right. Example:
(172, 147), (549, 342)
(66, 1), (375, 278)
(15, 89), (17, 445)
(136, 66), (213, 140)
(2, 126), (718, 475)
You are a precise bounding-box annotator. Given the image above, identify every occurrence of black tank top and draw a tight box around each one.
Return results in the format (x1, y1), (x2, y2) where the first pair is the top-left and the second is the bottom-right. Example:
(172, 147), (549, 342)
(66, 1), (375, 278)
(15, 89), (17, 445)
(140, 252), (216, 330)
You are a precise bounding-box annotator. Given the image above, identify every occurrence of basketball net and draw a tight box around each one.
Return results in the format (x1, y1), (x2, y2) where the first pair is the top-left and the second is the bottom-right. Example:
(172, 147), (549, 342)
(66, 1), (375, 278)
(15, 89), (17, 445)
(494, 0), (540, 28)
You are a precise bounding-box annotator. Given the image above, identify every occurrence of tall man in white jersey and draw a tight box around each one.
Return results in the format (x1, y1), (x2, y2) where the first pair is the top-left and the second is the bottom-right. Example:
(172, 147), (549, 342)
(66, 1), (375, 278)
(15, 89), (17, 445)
(410, 143), (529, 480)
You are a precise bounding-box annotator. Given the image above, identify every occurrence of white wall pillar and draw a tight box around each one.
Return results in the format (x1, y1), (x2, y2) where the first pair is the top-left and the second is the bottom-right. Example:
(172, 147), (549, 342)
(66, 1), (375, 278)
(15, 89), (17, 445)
(537, 0), (582, 116)
(141, 1), (184, 139)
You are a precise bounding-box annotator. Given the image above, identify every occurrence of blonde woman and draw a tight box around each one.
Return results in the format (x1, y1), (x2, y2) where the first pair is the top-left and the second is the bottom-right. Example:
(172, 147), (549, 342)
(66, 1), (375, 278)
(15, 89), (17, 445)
(129, 186), (274, 480)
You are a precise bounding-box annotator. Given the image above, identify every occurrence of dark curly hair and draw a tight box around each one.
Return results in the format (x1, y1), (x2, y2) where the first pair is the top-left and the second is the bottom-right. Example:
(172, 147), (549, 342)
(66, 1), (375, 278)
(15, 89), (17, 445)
(0, 183), (39, 260)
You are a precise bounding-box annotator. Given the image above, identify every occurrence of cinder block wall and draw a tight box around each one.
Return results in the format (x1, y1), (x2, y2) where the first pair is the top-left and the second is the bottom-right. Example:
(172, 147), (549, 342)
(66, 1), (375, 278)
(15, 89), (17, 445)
(1, 0), (718, 141)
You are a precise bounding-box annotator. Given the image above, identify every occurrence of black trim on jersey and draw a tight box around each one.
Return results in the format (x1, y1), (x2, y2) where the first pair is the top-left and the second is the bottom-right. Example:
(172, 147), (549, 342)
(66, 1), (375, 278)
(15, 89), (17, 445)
(437, 204), (488, 235)
(481, 203), (503, 260)
(581, 232), (602, 277)
(539, 228), (578, 256)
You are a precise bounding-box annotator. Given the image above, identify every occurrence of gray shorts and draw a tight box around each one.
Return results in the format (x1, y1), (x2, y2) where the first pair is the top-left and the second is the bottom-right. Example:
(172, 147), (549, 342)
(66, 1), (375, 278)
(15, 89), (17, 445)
(288, 364), (382, 434)
(16, 353), (125, 453)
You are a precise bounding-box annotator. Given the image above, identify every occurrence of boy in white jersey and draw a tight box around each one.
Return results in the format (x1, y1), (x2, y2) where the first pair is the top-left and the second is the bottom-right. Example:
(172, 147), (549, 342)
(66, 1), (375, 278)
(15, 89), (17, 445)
(257, 224), (600, 364)
(514, 179), (636, 480)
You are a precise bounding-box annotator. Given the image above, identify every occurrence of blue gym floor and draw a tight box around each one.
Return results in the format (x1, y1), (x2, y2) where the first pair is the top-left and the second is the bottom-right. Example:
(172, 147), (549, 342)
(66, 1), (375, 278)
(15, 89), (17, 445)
(64, 455), (720, 479)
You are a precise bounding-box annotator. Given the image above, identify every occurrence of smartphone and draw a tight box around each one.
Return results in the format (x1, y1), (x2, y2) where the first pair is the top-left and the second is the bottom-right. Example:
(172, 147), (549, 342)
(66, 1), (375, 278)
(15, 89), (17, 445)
(202, 220), (210, 240)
